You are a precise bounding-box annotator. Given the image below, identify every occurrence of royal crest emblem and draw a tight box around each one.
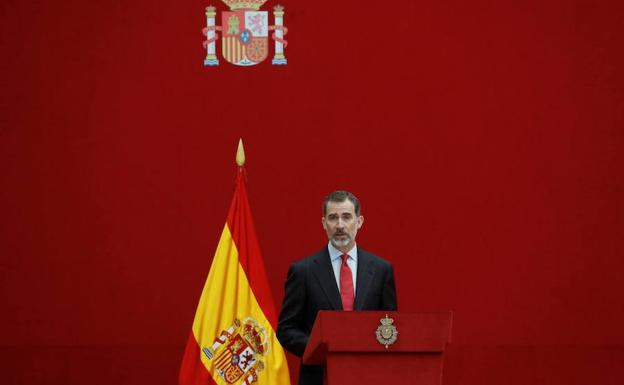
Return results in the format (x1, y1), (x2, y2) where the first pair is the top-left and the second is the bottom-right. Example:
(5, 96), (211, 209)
(375, 314), (398, 349)
(202, 317), (269, 384)
(202, 1), (288, 66)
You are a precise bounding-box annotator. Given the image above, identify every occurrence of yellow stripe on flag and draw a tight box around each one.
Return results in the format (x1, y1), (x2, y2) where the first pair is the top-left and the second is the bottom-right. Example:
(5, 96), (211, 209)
(191, 224), (290, 385)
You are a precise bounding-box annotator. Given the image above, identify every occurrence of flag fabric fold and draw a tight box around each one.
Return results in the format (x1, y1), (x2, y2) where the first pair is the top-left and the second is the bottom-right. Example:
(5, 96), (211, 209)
(179, 169), (291, 385)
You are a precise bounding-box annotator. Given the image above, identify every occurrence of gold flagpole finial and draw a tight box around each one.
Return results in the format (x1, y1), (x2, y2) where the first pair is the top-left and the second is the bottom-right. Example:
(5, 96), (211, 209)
(236, 138), (246, 166)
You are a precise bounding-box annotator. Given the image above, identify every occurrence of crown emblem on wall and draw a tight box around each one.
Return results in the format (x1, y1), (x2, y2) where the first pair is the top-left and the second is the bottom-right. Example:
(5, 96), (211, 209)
(221, 0), (268, 11)
(202, 2), (288, 66)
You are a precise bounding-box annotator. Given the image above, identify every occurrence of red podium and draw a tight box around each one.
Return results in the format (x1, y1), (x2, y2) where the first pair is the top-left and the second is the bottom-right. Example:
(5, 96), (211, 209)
(303, 311), (453, 385)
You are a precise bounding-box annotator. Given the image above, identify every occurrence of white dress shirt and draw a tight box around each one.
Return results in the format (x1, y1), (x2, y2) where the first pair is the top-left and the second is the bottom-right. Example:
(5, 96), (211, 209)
(328, 242), (358, 293)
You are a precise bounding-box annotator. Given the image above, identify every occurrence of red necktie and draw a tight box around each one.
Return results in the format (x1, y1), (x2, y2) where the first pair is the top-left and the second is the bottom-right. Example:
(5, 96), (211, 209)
(340, 254), (354, 311)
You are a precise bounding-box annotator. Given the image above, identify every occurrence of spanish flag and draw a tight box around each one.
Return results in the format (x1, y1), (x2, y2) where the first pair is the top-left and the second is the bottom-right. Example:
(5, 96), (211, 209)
(179, 140), (291, 385)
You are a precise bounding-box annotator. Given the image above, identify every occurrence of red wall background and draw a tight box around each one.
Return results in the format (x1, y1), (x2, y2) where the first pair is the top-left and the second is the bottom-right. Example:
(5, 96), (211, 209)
(1, 0), (623, 384)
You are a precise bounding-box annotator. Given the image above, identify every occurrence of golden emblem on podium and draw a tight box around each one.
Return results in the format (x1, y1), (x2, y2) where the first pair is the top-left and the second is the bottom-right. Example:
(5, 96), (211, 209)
(375, 314), (398, 349)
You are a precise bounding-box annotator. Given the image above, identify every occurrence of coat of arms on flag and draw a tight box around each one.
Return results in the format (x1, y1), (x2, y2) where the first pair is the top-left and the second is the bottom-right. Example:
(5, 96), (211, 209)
(203, 318), (268, 384)
(202, 1), (288, 66)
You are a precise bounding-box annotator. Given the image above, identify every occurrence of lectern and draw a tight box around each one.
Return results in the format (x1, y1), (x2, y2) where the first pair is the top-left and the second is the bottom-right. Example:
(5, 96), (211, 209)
(303, 311), (452, 385)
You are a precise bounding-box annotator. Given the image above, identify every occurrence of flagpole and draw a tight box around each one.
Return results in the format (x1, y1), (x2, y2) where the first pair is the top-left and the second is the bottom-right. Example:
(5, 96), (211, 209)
(236, 138), (246, 167)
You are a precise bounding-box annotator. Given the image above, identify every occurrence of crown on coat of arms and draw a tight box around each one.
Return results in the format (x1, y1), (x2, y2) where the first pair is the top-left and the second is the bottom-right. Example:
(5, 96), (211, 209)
(242, 319), (268, 355)
(221, 0), (267, 10)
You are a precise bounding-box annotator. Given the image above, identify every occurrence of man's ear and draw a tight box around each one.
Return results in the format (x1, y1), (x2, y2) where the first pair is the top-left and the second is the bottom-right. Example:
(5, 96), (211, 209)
(357, 215), (364, 229)
(322, 217), (327, 230)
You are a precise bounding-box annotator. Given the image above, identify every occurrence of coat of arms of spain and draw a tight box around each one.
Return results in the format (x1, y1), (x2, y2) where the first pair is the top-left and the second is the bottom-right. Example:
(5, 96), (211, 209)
(202, 317), (269, 385)
(202, 1), (288, 66)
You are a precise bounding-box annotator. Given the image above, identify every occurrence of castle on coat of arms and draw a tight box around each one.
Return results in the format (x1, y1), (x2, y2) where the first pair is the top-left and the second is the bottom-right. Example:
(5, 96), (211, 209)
(202, 1), (288, 66)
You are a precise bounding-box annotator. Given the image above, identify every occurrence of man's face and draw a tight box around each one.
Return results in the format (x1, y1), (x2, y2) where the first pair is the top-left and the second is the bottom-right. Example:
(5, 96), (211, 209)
(322, 199), (364, 252)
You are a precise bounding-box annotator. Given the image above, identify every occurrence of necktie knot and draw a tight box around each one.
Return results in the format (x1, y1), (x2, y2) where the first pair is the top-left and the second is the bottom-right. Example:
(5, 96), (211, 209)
(341, 254), (349, 265)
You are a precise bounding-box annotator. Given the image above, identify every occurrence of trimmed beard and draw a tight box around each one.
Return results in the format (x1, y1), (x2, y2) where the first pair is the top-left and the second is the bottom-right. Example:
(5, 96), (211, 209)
(330, 235), (351, 249)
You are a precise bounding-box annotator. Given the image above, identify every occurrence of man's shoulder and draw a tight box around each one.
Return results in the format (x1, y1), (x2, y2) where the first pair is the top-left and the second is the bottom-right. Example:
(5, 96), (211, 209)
(358, 248), (393, 269)
(292, 248), (326, 264)
(288, 248), (329, 271)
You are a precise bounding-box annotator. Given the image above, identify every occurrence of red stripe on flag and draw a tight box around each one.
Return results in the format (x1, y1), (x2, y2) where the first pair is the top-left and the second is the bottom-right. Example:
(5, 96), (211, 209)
(179, 333), (218, 385)
(226, 170), (279, 328)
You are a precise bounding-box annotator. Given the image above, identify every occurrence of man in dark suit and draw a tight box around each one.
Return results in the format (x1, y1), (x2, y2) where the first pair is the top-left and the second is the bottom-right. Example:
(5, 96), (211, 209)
(277, 190), (398, 385)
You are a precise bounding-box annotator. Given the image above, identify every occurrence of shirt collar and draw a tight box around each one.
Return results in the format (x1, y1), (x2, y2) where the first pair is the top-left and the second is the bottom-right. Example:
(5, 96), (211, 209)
(328, 242), (358, 263)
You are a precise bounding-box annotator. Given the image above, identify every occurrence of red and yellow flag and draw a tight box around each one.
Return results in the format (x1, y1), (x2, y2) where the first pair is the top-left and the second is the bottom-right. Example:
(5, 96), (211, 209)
(179, 141), (291, 385)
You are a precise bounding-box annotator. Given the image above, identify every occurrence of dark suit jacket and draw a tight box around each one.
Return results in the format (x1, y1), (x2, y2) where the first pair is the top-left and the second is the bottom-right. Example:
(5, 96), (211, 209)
(276, 247), (398, 385)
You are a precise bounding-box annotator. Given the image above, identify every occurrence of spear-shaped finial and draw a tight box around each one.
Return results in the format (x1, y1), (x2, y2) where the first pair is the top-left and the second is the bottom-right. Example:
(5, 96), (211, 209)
(236, 138), (246, 167)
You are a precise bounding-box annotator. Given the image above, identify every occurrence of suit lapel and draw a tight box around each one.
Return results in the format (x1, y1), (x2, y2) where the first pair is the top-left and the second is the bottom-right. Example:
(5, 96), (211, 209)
(311, 249), (342, 310)
(354, 249), (376, 310)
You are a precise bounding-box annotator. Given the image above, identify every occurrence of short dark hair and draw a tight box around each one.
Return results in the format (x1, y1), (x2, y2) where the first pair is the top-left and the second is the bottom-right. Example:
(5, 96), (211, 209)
(323, 190), (361, 216)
